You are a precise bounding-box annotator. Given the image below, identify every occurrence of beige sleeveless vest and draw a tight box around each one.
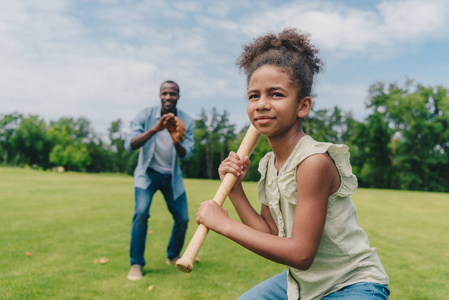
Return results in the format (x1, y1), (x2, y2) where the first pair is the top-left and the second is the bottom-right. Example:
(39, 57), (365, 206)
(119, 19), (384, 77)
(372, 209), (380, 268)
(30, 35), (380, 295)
(258, 135), (389, 299)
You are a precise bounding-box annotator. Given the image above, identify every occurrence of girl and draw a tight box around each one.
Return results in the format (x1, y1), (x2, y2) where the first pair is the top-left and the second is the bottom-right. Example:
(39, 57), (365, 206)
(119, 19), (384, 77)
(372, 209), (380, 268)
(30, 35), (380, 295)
(196, 28), (390, 299)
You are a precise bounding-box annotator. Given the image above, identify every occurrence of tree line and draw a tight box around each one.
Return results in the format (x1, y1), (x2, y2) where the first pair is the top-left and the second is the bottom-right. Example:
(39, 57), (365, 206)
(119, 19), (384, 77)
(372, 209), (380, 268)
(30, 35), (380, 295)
(1, 81), (448, 192)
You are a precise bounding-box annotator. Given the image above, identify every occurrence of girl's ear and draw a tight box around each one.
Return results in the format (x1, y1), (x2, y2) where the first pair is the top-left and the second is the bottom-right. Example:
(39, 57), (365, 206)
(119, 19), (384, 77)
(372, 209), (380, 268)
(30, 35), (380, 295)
(297, 97), (312, 118)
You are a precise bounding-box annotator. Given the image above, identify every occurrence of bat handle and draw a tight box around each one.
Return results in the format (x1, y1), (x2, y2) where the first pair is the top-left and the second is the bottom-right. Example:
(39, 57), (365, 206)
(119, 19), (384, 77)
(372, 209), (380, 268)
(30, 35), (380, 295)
(176, 125), (261, 273)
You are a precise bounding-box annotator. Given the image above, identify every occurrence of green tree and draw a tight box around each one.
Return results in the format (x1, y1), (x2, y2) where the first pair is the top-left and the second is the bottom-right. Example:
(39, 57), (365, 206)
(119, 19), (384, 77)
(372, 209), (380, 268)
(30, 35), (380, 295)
(182, 108), (236, 179)
(11, 115), (52, 168)
(86, 141), (113, 173)
(350, 112), (392, 188)
(307, 106), (356, 144)
(105, 119), (137, 174)
(49, 144), (91, 171)
(366, 81), (449, 191)
(47, 117), (94, 171)
(0, 112), (22, 165)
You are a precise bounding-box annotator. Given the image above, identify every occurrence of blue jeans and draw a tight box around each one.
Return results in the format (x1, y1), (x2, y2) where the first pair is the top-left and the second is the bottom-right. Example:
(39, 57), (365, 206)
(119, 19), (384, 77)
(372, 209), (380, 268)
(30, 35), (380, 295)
(238, 272), (287, 300)
(129, 168), (189, 266)
(238, 271), (390, 300)
(322, 282), (390, 299)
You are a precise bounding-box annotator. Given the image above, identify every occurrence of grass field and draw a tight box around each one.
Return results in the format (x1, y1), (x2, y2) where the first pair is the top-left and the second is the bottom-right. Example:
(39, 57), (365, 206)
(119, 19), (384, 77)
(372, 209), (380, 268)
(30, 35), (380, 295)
(0, 167), (448, 299)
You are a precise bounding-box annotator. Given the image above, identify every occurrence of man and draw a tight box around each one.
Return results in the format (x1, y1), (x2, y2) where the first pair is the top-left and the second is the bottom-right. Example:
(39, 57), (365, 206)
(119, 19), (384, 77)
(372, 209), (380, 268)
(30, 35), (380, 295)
(124, 80), (194, 280)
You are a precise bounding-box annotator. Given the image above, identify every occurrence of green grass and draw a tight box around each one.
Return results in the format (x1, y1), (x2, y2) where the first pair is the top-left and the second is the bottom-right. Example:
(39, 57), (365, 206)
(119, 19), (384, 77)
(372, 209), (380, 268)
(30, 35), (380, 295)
(0, 167), (448, 299)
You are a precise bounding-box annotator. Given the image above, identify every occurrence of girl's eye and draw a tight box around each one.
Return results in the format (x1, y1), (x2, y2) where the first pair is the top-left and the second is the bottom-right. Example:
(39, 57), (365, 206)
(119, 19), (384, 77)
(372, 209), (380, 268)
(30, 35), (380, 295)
(271, 92), (283, 98)
(248, 94), (259, 100)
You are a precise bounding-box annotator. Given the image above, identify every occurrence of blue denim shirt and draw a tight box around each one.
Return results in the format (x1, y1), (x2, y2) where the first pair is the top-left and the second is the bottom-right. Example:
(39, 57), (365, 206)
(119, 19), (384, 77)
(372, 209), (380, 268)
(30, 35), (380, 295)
(124, 106), (195, 200)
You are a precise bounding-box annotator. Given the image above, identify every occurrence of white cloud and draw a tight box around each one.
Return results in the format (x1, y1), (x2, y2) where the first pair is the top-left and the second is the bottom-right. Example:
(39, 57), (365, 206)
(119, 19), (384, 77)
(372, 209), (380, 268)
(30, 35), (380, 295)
(24, 0), (69, 12)
(172, 0), (203, 13)
(378, 0), (449, 39)
(237, 0), (449, 59)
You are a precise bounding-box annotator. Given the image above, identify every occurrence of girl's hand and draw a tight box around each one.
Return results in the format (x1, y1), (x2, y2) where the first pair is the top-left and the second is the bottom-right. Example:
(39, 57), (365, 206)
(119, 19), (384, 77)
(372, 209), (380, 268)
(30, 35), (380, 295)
(196, 200), (230, 234)
(218, 151), (251, 187)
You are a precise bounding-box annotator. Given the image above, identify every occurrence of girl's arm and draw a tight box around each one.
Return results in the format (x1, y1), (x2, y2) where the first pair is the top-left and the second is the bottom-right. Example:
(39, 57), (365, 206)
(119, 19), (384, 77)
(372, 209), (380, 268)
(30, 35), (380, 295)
(218, 152), (278, 234)
(197, 153), (340, 270)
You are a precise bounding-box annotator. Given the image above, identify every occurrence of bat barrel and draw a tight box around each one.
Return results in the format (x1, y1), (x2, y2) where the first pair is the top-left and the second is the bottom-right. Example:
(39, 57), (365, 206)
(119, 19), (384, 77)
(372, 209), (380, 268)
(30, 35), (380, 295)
(176, 224), (208, 273)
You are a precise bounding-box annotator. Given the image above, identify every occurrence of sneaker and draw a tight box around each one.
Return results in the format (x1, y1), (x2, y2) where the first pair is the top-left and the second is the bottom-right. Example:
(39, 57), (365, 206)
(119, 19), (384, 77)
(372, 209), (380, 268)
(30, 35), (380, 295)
(127, 264), (143, 280)
(165, 256), (180, 265)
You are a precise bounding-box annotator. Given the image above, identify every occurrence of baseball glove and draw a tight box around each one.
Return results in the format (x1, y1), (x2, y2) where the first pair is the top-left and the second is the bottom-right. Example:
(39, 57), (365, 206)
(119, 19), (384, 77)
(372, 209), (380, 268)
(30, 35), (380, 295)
(164, 116), (186, 143)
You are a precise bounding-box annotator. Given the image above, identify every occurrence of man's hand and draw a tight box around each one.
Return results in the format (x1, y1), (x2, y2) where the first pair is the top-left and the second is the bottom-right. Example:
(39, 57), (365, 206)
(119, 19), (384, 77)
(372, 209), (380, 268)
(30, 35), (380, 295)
(163, 116), (186, 143)
(156, 113), (174, 132)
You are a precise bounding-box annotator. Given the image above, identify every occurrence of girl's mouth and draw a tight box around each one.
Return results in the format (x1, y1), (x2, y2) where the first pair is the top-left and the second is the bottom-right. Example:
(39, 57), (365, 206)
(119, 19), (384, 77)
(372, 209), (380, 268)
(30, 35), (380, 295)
(255, 116), (275, 125)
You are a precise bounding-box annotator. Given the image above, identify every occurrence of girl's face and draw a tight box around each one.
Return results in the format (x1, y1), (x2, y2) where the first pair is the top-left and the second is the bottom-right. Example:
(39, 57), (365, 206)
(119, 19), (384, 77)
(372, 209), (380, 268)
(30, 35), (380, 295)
(247, 65), (307, 138)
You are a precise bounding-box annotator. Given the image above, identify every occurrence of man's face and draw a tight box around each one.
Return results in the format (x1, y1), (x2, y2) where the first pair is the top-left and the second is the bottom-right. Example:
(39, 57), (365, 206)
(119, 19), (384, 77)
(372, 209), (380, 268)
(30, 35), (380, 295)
(160, 83), (179, 114)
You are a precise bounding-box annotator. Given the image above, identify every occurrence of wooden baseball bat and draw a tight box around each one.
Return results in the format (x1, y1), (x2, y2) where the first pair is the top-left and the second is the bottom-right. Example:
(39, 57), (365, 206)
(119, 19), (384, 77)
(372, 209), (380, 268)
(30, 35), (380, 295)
(176, 124), (261, 273)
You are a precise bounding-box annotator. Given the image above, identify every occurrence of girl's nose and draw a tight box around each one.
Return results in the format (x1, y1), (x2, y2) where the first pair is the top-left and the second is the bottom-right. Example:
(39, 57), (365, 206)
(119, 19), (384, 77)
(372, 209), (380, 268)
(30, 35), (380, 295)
(255, 95), (270, 110)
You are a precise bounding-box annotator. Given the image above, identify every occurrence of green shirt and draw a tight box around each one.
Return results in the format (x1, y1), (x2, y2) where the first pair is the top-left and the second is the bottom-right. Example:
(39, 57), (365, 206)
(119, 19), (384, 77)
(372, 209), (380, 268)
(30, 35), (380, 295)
(258, 135), (389, 300)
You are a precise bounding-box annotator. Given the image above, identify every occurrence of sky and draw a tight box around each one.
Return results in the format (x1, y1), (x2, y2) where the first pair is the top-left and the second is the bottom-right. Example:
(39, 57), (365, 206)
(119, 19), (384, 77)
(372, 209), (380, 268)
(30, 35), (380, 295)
(1, 0), (448, 137)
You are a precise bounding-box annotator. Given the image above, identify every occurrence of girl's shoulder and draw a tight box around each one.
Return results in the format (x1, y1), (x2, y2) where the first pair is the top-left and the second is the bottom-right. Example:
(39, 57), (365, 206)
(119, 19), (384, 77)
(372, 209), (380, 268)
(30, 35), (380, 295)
(287, 136), (358, 197)
(289, 136), (350, 167)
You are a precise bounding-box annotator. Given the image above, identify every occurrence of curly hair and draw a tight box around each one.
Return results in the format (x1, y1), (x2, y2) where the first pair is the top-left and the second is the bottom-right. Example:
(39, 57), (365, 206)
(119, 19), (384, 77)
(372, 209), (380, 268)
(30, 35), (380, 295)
(235, 28), (322, 99)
